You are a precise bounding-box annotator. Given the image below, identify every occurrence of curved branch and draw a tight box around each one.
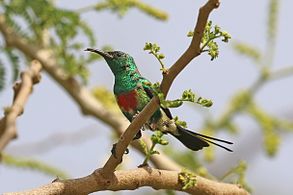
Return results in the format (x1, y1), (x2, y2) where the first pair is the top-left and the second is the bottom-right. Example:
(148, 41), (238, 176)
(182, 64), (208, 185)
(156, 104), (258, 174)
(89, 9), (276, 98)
(0, 60), (42, 151)
(3, 167), (248, 195)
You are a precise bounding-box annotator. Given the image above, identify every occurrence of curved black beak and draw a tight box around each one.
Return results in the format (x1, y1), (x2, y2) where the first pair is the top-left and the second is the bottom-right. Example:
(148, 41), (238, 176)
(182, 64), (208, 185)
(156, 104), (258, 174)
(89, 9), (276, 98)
(85, 48), (113, 59)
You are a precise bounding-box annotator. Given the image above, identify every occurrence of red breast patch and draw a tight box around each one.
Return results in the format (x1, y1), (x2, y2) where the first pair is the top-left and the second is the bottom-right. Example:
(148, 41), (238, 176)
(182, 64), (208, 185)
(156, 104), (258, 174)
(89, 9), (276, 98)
(116, 90), (138, 112)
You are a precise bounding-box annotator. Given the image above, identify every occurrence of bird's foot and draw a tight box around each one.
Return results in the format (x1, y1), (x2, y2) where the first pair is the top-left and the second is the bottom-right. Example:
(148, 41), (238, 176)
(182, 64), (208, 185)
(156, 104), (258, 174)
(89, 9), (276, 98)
(138, 162), (149, 168)
(111, 143), (129, 159)
(133, 130), (142, 140)
(111, 143), (117, 158)
(132, 112), (140, 121)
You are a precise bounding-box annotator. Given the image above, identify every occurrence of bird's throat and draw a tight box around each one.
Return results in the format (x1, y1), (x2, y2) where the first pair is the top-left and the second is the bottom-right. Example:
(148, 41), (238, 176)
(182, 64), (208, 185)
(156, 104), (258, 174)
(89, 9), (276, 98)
(114, 71), (141, 94)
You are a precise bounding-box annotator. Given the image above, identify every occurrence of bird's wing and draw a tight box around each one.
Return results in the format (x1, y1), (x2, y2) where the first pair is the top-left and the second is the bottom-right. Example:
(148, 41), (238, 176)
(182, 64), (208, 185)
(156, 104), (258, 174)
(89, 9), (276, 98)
(142, 86), (173, 119)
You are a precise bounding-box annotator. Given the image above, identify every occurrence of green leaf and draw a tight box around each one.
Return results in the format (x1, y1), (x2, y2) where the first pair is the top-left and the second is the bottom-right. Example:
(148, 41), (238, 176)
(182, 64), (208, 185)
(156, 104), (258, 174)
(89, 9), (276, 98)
(198, 20), (231, 60)
(161, 100), (183, 108)
(197, 97), (213, 107)
(182, 89), (195, 102)
(138, 140), (148, 155)
(143, 42), (166, 72)
(178, 170), (197, 190)
(174, 116), (187, 128)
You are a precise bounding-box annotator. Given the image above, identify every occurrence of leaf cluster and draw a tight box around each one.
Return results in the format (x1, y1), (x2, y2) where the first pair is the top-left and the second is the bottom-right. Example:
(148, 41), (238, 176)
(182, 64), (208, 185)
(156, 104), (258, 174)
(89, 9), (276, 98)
(0, 0), (98, 85)
(144, 42), (166, 72)
(188, 21), (231, 60)
(178, 170), (197, 190)
(140, 131), (169, 166)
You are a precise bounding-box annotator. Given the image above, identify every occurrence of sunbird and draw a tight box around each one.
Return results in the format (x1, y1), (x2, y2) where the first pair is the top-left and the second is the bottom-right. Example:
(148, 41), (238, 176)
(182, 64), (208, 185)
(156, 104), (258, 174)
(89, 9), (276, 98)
(86, 48), (233, 152)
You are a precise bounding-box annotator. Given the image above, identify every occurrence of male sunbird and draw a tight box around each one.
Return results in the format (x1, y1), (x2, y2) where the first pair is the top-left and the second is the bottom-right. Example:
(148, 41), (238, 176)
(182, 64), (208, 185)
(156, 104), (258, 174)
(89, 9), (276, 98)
(86, 48), (233, 152)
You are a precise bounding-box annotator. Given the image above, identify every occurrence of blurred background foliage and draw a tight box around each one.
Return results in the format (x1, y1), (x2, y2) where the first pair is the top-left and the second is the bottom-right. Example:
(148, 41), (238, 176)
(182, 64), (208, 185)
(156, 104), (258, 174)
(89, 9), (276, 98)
(0, 0), (293, 194)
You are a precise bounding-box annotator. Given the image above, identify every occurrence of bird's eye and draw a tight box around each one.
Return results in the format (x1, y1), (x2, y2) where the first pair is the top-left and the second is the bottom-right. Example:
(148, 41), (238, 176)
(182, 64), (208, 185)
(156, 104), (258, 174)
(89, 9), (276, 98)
(115, 52), (123, 57)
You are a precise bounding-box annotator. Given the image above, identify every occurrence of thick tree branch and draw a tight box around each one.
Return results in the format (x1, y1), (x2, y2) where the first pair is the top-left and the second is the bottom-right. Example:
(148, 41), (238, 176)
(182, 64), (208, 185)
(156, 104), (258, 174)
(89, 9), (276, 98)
(4, 167), (248, 195)
(0, 60), (42, 151)
(0, 14), (181, 171)
(101, 0), (220, 176)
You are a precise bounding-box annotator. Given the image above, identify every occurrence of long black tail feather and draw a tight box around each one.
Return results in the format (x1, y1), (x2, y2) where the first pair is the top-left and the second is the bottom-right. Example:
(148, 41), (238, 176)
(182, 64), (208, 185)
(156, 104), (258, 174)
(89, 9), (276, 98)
(185, 129), (233, 144)
(172, 126), (233, 152)
(171, 128), (209, 151)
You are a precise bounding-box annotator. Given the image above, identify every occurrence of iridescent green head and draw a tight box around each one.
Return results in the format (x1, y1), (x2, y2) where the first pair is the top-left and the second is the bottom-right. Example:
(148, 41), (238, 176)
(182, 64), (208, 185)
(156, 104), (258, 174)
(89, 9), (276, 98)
(85, 48), (137, 76)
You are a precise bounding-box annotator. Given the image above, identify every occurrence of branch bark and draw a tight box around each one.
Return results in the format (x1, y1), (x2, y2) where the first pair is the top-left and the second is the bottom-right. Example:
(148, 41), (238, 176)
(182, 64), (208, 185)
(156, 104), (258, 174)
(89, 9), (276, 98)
(0, 60), (42, 151)
(3, 167), (248, 195)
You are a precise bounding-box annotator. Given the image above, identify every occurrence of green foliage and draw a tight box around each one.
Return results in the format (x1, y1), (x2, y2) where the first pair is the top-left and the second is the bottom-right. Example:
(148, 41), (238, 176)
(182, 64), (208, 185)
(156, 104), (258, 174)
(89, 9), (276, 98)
(173, 116), (187, 128)
(178, 170), (197, 190)
(196, 97), (213, 107)
(144, 42), (167, 72)
(2, 0), (96, 83)
(1, 153), (69, 179)
(188, 21), (231, 60)
(92, 0), (168, 20)
(149, 82), (213, 110)
(151, 131), (169, 146)
(181, 89), (196, 102)
(163, 90), (213, 109)
(140, 131), (169, 166)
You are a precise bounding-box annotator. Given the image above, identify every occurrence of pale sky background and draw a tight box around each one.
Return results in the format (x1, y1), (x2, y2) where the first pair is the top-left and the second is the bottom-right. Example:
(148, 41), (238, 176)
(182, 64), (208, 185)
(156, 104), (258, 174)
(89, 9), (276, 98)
(1, 0), (293, 194)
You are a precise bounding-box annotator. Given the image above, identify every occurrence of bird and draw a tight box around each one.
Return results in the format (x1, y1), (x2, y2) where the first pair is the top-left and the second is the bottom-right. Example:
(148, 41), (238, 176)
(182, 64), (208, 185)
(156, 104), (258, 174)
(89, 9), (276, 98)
(85, 48), (233, 152)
